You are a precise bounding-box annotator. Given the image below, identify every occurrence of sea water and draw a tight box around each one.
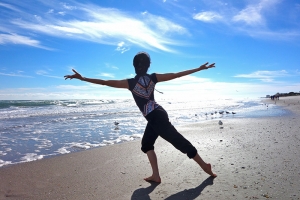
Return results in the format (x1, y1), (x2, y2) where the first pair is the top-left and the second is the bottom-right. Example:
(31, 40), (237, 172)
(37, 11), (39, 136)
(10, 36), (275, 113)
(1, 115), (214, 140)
(0, 98), (289, 167)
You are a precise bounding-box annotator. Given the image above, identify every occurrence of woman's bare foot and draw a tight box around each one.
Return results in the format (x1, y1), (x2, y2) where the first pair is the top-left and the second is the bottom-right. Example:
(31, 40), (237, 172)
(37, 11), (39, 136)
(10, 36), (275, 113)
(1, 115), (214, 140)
(144, 175), (161, 183)
(204, 163), (217, 177)
(193, 154), (217, 177)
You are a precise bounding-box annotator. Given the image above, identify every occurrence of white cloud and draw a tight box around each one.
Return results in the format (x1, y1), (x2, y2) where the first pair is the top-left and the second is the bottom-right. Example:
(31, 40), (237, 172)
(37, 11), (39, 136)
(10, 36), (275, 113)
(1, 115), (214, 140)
(0, 33), (52, 50)
(116, 41), (130, 53)
(47, 9), (54, 14)
(144, 13), (187, 35)
(58, 12), (66, 16)
(0, 71), (33, 78)
(1, 1), (188, 52)
(36, 70), (62, 79)
(60, 2), (77, 10)
(0, 2), (20, 12)
(56, 85), (90, 90)
(46, 25), (84, 34)
(191, 0), (297, 41)
(234, 70), (290, 82)
(105, 63), (119, 70)
(232, 0), (280, 26)
(232, 5), (263, 26)
(239, 29), (300, 41)
(99, 73), (115, 78)
(193, 11), (223, 23)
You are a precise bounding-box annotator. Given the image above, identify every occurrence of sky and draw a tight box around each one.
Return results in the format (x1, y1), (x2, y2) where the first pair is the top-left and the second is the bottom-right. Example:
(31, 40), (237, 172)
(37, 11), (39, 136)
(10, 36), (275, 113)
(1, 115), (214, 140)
(1, 0), (300, 100)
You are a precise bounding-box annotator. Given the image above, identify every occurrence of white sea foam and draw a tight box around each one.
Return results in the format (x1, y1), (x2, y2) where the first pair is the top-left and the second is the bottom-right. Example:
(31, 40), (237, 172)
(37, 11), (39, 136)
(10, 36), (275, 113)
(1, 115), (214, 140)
(20, 153), (44, 162)
(0, 160), (12, 167)
(56, 147), (70, 154)
(69, 142), (102, 150)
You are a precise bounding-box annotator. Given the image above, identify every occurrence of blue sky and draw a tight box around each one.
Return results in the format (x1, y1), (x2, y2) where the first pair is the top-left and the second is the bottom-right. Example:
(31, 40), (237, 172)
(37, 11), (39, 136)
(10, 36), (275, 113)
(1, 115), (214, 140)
(1, 0), (300, 100)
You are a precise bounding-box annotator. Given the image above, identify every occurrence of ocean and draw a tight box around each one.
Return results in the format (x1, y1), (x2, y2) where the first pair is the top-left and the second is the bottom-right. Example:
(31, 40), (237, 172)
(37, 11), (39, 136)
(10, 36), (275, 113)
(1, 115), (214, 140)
(0, 98), (289, 167)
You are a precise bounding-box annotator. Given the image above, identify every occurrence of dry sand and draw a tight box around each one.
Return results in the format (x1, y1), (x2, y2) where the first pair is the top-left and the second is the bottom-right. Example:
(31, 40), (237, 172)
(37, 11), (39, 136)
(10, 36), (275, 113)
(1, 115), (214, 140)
(0, 96), (300, 200)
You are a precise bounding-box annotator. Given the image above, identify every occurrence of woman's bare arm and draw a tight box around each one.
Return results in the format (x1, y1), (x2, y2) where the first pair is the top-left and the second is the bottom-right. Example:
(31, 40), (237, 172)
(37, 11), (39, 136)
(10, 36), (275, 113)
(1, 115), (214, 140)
(156, 62), (215, 82)
(64, 69), (129, 89)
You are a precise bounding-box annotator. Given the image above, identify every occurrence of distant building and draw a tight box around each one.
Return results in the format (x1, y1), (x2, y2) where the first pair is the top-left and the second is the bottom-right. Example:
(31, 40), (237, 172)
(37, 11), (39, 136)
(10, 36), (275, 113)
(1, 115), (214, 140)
(266, 95), (270, 98)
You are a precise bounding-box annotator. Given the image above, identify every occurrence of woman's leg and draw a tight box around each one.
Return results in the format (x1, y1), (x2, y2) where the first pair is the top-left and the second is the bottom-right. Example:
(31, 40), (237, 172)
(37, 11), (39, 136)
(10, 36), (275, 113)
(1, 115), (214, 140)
(149, 108), (217, 177)
(141, 123), (161, 182)
(150, 109), (197, 158)
(144, 150), (161, 183)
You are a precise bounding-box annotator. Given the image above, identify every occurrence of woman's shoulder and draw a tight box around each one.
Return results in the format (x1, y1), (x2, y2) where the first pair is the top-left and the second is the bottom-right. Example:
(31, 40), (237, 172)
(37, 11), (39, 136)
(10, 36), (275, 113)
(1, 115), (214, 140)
(149, 73), (158, 83)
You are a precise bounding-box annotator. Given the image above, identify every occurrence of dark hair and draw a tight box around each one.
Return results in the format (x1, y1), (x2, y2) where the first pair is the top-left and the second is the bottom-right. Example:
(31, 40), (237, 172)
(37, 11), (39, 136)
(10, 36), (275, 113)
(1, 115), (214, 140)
(133, 52), (151, 75)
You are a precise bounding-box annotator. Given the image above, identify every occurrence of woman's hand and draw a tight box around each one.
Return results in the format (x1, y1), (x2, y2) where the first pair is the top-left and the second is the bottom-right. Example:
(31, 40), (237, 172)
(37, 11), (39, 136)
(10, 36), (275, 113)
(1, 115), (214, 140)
(64, 69), (83, 80)
(199, 62), (215, 70)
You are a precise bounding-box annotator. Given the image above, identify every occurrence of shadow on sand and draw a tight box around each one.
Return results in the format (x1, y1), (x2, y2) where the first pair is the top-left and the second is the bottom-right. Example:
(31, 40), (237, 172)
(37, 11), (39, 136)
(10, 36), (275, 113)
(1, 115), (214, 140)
(131, 176), (215, 200)
(131, 182), (160, 200)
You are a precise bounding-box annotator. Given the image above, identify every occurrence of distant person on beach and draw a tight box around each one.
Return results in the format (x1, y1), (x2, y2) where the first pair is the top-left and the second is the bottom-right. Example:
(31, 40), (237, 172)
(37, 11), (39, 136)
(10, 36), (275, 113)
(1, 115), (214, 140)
(64, 52), (217, 182)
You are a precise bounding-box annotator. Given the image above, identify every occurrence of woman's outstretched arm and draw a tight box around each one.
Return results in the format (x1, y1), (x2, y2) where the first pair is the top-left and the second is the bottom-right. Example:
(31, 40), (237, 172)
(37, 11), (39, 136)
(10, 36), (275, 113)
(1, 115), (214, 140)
(64, 69), (129, 89)
(156, 62), (215, 82)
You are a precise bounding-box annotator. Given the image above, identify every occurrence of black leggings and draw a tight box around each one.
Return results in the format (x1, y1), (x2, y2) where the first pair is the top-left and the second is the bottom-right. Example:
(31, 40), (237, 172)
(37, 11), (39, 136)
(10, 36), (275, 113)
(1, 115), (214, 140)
(142, 107), (197, 159)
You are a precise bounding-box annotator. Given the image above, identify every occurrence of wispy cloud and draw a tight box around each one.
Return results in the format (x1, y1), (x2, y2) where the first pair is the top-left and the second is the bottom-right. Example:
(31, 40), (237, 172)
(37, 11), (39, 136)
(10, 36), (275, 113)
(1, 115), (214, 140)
(234, 70), (290, 82)
(143, 12), (187, 35)
(193, 11), (223, 23)
(56, 85), (90, 90)
(235, 28), (300, 40)
(116, 42), (130, 53)
(232, 0), (281, 26)
(105, 63), (119, 70)
(0, 2), (21, 12)
(99, 73), (115, 78)
(232, 4), (264, 26)
(0, 33), (52, 50)
(36, 70), (62, 79)
(0, 1), (188, 52)
(0, 71), (33, 78)
(192, 0), (299, 40)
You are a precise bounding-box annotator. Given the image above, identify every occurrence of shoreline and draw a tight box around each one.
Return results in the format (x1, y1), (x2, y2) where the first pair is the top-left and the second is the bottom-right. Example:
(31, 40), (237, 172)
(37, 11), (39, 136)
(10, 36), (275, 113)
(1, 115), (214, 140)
(1, 97), (290, 168)
(1, 96), (300, 199)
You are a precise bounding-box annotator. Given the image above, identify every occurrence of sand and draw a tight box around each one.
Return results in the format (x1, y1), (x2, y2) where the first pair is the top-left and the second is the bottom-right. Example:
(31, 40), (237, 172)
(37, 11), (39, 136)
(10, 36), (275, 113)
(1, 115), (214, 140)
(0, 96), (300, 200)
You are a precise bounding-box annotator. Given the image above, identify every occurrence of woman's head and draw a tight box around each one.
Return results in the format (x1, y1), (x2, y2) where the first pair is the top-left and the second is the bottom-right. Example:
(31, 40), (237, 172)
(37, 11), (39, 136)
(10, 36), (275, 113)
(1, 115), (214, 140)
(133, 52), (151, 75)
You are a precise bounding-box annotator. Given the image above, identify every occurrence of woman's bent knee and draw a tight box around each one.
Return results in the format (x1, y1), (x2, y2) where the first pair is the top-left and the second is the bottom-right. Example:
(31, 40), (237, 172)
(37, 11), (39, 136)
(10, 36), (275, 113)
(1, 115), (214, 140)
(141, 146), (154, 154)
(187, 148), (197, 159)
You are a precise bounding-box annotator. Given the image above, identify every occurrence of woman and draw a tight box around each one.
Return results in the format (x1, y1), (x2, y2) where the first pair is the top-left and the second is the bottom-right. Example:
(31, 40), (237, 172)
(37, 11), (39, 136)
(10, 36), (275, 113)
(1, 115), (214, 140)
(64, 52), (217, 182)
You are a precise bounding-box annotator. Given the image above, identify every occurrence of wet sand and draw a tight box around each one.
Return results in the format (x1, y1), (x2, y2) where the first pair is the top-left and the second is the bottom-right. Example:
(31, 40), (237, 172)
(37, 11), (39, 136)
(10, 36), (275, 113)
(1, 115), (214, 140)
(0, 96), (300, 200)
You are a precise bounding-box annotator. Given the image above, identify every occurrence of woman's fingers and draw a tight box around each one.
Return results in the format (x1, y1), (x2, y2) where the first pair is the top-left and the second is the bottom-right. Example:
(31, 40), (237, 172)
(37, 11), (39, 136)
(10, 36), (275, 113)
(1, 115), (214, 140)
(200, 62), (215, 69)
(64, 75), (71, 80)
(201, 62), (209, 67)
(63, 69), (80, 80)
(209, 63), (215, 68)
(72, 69), (79, 74)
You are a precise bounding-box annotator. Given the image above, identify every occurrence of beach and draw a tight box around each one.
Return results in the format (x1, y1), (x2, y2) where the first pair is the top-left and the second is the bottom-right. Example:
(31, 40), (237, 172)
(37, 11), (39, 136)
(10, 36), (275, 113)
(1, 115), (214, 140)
(0, 96), (300, 200)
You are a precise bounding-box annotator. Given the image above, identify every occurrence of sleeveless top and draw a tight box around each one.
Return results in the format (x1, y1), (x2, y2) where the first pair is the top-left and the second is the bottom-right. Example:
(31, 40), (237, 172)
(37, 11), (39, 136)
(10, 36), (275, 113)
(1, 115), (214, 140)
(127, 73), (160, 116)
